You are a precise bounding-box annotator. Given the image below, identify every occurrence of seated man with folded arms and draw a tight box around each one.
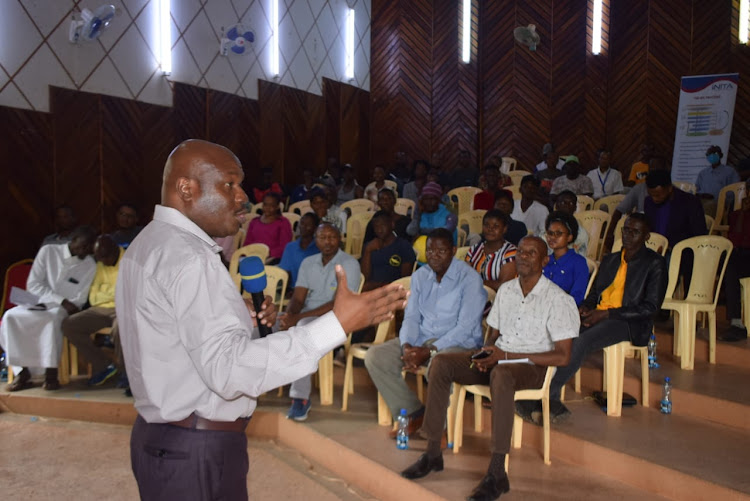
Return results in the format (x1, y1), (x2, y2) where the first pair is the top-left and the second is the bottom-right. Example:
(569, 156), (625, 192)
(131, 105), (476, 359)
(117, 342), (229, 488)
(360, 211), (415, 292)
(401, 236), (579, 501)
(278, 212), (321, 289)
(2, 226), (97, 391)
(719, 179), (750, 342)
(365, 228), (486, 437)
(62, 235), (125, 387)
(278, 222), (360, 421)
(521, 213), (667, 423)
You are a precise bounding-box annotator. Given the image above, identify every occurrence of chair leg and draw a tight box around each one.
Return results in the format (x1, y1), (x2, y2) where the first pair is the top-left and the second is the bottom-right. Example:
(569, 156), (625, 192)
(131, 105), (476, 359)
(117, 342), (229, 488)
(708, 311), (716, 365)
(446, 383), (459, 448)
(604, 343), (624, 417)
(678, 306), (696, 370)
(574, 369), (581, 393)
(277, 386), (284, 397)
(640, 348), (649, 407)
(672, 311), (680, 356)
(59, 340), (70, 385)
(542, 395), (551, 465)
(341, 353), (355, 411)
(318, 351), (333, 405)
(560, 385), (566, 402)
(453, 387), (467, 453)
(377, 392), (392, 426)
(416, 374), (424, 403)
(70, 344), (79, 376)
(512, 412), (523, 450)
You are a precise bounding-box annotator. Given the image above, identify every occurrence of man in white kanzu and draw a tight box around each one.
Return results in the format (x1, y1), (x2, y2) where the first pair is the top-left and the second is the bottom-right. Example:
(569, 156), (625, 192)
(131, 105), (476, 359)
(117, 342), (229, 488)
(116, 139), (407, 500)
(2, 225), (97, 391)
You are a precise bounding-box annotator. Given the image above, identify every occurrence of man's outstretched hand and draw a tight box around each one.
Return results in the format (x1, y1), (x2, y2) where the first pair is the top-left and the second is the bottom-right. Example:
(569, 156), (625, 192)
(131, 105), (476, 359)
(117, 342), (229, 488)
(332, 265), (409, 333)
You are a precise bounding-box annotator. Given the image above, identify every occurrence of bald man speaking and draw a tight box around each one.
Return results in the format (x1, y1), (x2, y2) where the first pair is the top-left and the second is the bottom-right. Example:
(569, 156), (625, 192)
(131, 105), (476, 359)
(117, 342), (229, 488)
(116, 140), (408, 500)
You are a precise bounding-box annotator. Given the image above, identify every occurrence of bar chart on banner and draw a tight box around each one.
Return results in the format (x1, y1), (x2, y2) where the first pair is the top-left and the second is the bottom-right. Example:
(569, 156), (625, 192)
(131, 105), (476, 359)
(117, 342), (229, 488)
(682, 105), (730, 137)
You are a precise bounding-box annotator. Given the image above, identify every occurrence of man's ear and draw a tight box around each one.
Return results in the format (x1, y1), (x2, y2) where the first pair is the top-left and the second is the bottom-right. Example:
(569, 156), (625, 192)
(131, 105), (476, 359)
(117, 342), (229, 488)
(542, 254), (550, 268)
(176, 177), (194, 202)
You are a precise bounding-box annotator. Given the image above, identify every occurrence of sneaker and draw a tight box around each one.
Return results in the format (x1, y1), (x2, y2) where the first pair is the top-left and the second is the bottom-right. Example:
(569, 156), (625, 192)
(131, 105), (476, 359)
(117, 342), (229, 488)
(548, 400), (571, 424)
(88, 364), (118, 386)
(718, 325), (748, 343)
(515, 400), (541, 424)
(115, 373), (129, 389)
(286, 398), (312, 421)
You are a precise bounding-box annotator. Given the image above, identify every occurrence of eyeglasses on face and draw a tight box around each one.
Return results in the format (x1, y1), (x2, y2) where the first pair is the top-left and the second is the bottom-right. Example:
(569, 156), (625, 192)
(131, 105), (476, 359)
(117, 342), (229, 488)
(547, 230), (569, 237)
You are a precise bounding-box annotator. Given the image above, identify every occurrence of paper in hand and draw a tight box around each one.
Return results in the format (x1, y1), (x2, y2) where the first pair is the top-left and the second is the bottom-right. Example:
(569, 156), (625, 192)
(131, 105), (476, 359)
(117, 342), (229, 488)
(10, 287), (40, 307)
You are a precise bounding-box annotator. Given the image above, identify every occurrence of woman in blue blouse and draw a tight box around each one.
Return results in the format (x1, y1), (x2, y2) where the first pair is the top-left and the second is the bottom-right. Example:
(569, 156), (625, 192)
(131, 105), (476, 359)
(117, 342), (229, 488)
(543, 211), (589, 305)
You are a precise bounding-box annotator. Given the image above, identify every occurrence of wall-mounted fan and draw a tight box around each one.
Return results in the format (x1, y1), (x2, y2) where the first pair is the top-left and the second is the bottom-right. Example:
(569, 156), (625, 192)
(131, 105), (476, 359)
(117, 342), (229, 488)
(513, 24), (540, 51)
(69, 4), (116, 43)
(220, 24), (255, 56)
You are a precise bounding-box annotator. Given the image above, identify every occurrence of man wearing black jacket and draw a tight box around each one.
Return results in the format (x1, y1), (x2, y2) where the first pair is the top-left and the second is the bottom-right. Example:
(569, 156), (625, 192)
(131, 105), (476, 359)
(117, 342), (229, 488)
(522, 212), (667, 422)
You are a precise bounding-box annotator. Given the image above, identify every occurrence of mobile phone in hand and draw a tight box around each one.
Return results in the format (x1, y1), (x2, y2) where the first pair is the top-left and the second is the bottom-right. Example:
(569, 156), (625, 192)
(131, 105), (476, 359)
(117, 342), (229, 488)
(470, 350), (491, 360)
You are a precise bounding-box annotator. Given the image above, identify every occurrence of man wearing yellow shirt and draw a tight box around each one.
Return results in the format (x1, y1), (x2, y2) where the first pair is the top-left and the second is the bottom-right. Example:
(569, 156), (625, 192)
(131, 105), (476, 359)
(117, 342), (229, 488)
(626, 144), (653, 187)
(62, 235), (124, 386)
(520, 213), (667, 423)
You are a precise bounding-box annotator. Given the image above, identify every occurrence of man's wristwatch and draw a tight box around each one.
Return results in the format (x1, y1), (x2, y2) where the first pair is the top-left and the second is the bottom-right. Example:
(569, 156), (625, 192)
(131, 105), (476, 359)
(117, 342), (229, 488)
(428, 345), (438, 357)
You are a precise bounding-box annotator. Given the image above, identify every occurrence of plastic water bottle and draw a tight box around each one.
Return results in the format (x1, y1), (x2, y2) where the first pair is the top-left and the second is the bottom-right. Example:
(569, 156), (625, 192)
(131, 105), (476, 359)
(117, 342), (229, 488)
(648, 334), (660, 369)
(660, 377), (672, 414)
(0, 353), (7, 382)
(396, 408), (409, 450)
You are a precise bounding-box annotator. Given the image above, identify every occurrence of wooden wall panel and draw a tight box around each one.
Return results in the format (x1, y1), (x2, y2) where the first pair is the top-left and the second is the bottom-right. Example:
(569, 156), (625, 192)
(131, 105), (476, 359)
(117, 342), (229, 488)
(339, 82), (371, 183)
(324, 77), (341, 175)
(280, 86), (325, 187)
(138, 101), (176, 218)
(173, 83), (207, 142)
(258, 80), (283, 188)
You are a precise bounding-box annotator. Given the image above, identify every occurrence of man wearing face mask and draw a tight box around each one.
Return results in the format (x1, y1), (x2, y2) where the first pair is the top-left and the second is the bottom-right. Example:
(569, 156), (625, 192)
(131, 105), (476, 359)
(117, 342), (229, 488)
(695, 145), (740, 216)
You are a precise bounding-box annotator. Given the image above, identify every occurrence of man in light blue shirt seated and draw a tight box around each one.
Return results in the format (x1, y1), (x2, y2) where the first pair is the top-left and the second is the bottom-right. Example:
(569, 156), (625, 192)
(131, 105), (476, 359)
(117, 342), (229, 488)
(278, 212), (321, 288)
(696, 145), (740, 214)
(365, 228), (486, 437)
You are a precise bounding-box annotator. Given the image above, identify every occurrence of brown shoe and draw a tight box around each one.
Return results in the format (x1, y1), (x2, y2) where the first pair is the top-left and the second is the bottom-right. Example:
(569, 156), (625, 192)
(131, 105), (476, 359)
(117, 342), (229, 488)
(42, 379), (61, 391)
(6, 368), (32, 392)
(389, 413), (424, 439)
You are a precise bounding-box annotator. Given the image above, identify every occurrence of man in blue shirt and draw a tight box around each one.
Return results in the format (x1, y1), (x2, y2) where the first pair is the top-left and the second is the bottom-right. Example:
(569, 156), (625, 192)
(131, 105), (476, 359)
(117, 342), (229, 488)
(696, 145), (740, 215)
(365, 228), (486, 436)
(278, 212), (320, 287)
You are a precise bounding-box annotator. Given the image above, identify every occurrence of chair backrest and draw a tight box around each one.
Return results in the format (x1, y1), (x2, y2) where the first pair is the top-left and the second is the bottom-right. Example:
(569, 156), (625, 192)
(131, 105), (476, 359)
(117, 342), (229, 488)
(447, 186), (482, 215)
(394, 198), (416, 217)
(458, 209), (487, 236)
(576, 195), (595, 213)
(574, 210), (611, 261)
(282, 212), (301, 239)
(341, 198), (375, 216)
(260, 265), (289, 311)
(229, 244), (271, 290)
(501, 157), (517, 173)
(593, 194), (625, 214)
(288, 200), (313, 216)
(482, 284), (497, 342)
(457, 228), (467, 247)
(507, 185), (522, 200)
(664, 235), (733, 307)
(611, 231), (669, 256)
(705, 214), (714, 234)
(232, 228), (246, 252)
(454, 246), (471, 261)
(710, 181), (746, 234)
(584, 257), (599, 298)
(507, 170), (528, 186)
(674, 181), (696, 194)
(344, 211), (374, 259)
(2, 258), (33, 314)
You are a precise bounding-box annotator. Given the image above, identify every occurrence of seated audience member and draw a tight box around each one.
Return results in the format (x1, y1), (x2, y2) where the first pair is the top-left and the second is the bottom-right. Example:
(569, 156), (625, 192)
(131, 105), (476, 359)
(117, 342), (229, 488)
(252, 166), (284, 203)
(278, 212), (321, 288)
(290, 167), (315, 203)
(361, 211), (415, 291)
(719, 180), (750, 342)
(364, 188), (411, 244)
(310, 187), (347, 235)
(493, 190), (527, 246)
(511, 175), (549, 236)
(337, 164), (364, 204)
(587, 150), (624, 200)
(696, 145), (740, 215)
(604, 156), (667, 251)
(534, 143), (566, 174)
(627, 143), (653, 187)
(279, 223), (360, 420)
(42, 205), (77, 246)
(644, 169), (706, 250)
(550, 158), (594, 200)
(540, 190), (588, 257)
(403, 160), (429, 205)
(365, 165), (396, 204)
(320, 157), (341, 187)
(441, 150), (479, 190)
(406, 182), (458, 239)
(401, 236), (578, 501)
(542, 212), (589, 305)
(2, 226), (97, 391)
(111, 203), (143, 248)
(523, 214), (667, 423)
(243, 192), (293, 264)
(365, 229), (486, 434)
(465, 210), (517, 291)
(62, 235), (124, 386)
(474, 164), (509, 210)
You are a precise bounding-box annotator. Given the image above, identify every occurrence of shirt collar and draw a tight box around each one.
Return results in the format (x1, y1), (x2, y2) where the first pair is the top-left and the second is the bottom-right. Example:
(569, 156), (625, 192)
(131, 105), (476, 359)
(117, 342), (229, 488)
(512, 274), (550, 299)
(153, 205), (224, 254)
(427, 258), (460, 282)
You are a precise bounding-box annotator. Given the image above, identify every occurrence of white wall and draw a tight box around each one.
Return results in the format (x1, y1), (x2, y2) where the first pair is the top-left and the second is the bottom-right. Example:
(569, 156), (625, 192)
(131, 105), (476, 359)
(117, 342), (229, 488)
(0, 0), (371, 112)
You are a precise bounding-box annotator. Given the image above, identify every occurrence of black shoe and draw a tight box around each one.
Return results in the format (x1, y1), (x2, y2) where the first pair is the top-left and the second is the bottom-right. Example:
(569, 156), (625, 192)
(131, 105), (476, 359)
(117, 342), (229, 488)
(549, 400), (571, 424)
(401, 453), (443, 479)
(467, 472), (510, 501)
(515, 400), (541, 424)
(718, 325), (748, 342)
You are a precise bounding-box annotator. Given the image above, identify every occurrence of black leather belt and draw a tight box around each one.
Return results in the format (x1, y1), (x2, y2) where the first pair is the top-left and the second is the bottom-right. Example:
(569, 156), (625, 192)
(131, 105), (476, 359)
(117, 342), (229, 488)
(168, 413), (251, 433)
